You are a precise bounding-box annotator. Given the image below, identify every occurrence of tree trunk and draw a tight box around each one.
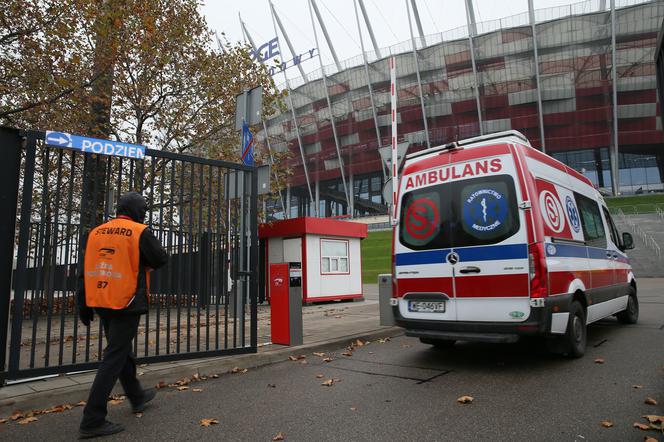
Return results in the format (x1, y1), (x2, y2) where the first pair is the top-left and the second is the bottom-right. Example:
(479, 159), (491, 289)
(81, 0), (122, 229)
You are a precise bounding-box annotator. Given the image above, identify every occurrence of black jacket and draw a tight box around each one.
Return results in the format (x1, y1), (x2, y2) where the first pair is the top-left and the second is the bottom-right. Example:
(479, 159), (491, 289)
(77, 193), (168, 316)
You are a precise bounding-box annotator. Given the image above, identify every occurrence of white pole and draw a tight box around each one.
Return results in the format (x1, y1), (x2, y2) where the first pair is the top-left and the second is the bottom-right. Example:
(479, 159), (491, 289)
(390, 56), (398, 226)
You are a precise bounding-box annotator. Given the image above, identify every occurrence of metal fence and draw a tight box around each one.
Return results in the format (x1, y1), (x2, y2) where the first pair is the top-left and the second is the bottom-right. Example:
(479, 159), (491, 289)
(0, 128), (259, 383)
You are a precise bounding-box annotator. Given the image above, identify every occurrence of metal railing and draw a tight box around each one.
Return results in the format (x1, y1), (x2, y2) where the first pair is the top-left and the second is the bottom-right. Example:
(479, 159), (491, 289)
(608, 203), (664, 216)
(614, 209), (662, 257)
(656, 206), (664, 220)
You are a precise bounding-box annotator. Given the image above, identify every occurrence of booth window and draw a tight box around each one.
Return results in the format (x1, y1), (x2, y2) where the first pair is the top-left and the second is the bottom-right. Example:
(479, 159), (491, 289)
(321, 239), (349, 274)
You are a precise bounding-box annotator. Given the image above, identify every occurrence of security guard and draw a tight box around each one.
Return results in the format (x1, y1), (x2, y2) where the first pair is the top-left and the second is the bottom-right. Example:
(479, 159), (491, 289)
(78, 192), (167, 438)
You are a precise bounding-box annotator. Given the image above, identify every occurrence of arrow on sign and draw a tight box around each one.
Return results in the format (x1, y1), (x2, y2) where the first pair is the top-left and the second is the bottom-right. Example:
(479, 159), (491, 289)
(45, 132), (71, 147)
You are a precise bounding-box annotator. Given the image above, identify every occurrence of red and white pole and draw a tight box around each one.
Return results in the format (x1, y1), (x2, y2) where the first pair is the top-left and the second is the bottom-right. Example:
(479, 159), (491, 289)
(390, 55), (398, 226)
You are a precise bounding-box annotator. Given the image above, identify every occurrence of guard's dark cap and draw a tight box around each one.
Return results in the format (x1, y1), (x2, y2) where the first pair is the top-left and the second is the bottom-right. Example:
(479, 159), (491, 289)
(117, 192), (147, 223)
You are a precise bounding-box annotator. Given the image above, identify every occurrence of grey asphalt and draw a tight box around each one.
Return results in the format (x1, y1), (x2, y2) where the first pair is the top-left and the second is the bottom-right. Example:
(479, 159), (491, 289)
(2, 279), (663, 441)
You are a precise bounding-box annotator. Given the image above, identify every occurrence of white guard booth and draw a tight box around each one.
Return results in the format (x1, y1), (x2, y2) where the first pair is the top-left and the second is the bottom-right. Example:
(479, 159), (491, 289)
(259, 217), (368, 303)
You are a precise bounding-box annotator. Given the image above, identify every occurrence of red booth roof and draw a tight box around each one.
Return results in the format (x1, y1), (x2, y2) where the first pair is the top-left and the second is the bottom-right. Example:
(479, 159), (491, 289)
(259, 217), (369, 239)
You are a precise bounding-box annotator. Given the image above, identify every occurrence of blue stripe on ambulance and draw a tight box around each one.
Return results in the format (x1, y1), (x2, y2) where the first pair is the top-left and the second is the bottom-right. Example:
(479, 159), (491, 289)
(395, 243), (528, 266)
(545, 242), (630, 263)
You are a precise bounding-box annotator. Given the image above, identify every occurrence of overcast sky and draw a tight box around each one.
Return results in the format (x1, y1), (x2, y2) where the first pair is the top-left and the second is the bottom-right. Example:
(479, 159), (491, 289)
(201, 0), (618, 81)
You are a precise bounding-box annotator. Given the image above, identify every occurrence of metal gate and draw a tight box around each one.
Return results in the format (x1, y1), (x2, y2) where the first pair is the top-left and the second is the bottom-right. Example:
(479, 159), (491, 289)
(0, 128), (258, 383)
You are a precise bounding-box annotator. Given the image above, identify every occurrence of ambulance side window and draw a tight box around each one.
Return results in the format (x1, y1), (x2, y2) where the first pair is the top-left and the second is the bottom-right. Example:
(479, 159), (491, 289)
(601, 206), (621, 248)
(574, 193), (606, 249)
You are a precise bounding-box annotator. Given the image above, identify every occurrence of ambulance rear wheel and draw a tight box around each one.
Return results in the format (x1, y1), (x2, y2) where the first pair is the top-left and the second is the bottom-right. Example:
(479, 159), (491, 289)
(616, 287), (638, 324)
(562, 301), (586, 358)
(420, 338), (456, 349)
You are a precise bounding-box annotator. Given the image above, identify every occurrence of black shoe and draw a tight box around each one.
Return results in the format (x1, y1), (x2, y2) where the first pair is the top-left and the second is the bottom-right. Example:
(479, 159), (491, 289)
(131, 388), (157, 413)
(79, 421), (125, 439)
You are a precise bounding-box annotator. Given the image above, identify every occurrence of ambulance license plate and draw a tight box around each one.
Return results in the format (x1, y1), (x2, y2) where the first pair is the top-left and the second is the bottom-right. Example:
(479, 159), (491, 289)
(408, 301), (445, 313)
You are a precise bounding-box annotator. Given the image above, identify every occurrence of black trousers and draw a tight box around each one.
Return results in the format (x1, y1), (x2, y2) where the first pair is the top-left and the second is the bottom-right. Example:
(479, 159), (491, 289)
(80, 314), (145, 429)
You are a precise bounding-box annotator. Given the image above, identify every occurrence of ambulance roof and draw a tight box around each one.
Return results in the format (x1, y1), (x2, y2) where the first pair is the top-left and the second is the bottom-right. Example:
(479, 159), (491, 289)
(405, 130), (530, 164)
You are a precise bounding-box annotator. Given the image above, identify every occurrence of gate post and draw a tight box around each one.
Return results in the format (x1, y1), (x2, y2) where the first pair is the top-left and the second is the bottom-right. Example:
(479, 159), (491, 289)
(0, 128), (23, 381)
(249, 167), (258, 349)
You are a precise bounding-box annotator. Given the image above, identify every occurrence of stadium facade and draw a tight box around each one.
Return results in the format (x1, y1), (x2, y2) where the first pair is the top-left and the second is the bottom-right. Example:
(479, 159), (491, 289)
(252, 0), (664, 219)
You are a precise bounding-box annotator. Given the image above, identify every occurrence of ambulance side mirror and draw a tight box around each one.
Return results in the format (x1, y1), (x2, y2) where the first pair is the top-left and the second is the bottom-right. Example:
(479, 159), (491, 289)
(621, 232), (634, 250)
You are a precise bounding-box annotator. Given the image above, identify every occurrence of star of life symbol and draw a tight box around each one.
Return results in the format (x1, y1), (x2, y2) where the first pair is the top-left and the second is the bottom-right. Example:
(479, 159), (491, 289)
(481, 198), (487, 223)
(463, 188), (506, 233)
(565, 196), (581, 233)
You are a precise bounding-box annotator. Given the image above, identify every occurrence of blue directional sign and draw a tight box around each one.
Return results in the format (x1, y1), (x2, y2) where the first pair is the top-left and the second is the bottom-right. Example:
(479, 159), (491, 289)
(44, 131), (146, 160)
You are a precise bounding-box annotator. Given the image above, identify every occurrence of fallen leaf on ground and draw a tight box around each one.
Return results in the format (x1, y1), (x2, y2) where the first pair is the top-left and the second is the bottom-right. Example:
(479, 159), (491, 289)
(321, 379), (334, 386)
(595, 358), (605, 364)
(0, 418), (7, 424)
(342, 352), (353, 357)
(353, 339), (365, 347)
(634, 422), (651, 430)
(644, 437), (658, 442)
(177, 386), (189, 391)
(199, 418), (219, 427)
(210, 374), (219, 379)
(108, 399), (124, 405)
(18, 417), (38, 425)
(137, 371), (145, 376)
(10, 411), (24, 421)
(323, 358), (332, 363)
(155, 381), (168, 389)
(350, 407), (357, 411)
(334, 315), (342, 319)
(378, 337), (391, 343)
(457, 395), (474, 404)
(192, 373), (201, 381)
(75, 401), (86, 407)
(642, 415), (664, 424)
(601, 420), (613, 428)
(313, 352), (326, 357)
(192, 388), (203, 393)
(231, 367), (248, 374)
(645, 397), (658, 405)
(633, 385), (644, 389)
(315, 374), (324, 379)
(272, 432), (285, 440)
(288, 355), (306, 361)
(135, 413), (143, 418)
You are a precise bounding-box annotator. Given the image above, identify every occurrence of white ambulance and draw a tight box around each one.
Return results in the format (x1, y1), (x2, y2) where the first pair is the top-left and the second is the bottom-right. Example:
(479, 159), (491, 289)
(391, 130), (637, 357)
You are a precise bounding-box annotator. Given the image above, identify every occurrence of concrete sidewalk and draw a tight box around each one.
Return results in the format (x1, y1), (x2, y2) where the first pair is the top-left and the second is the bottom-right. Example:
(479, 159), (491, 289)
(0, 284), (399, 416)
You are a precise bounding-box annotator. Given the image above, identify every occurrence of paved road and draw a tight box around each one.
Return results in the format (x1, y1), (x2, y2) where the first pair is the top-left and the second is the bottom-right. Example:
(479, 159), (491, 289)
(3, 280), (663, 441)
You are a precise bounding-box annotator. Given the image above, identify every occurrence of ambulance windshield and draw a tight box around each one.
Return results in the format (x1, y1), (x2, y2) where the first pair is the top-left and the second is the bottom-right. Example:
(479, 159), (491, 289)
(399, 175), (520, 251)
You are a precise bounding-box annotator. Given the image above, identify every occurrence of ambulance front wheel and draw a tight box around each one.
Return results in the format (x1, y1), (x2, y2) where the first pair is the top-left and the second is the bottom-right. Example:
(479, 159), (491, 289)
(616, 287), (638, 324)
(420, 338), (456, 349)
(562, 301), (587, 358)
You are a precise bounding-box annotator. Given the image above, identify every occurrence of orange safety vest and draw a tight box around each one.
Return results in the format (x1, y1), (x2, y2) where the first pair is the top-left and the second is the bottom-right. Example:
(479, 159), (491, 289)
(84, 217), (148, 309)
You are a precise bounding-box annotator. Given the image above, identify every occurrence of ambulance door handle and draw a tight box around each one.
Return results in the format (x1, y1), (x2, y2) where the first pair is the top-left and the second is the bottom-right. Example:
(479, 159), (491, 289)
(459, 266), (481, 274)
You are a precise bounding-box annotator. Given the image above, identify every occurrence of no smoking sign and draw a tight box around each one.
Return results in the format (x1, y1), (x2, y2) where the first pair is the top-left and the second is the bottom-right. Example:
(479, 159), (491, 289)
(405, 198), (440, 241)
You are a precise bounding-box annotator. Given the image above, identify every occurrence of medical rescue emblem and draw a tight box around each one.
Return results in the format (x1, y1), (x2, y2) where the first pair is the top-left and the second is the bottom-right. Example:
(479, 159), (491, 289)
(565, 196), (581, 233)
(539, 190), (566, 234)
(463, 188), (507, 234)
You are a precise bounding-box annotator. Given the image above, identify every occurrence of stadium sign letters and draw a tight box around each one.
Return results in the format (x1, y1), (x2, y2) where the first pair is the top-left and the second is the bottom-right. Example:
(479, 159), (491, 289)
(250, 37), (317, 76)
(44, 131), (146, 160)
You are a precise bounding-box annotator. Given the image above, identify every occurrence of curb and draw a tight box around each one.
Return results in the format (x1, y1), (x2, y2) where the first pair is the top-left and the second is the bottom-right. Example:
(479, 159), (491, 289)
(0, 327), (403, 416)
